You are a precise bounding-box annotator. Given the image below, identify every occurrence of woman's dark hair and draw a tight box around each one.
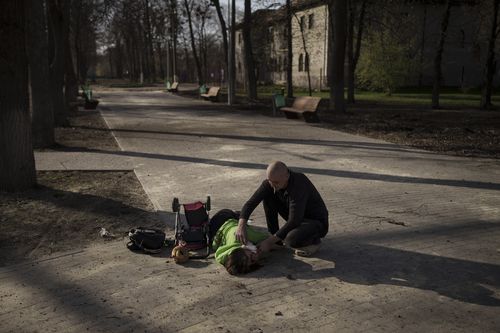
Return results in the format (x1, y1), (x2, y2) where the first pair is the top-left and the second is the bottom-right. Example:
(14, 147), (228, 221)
(224, 248), (260, 275)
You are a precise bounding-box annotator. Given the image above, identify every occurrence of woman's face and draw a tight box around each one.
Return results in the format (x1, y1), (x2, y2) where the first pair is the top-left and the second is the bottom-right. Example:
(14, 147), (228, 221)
(243, 248), (259, 264)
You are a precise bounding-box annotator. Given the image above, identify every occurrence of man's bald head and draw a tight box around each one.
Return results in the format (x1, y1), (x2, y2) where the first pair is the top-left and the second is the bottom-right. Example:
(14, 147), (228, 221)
(267, 161), (288, 178)
(266, 161), (289, 191)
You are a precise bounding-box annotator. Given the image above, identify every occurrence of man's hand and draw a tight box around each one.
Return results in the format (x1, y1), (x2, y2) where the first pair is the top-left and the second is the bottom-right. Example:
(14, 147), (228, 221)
(235, 218), (248, 244)
(258, 235), (282, 254)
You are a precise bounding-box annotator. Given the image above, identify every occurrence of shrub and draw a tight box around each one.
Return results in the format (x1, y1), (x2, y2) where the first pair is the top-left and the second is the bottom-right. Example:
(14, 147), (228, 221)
(357, 30), (417, 95)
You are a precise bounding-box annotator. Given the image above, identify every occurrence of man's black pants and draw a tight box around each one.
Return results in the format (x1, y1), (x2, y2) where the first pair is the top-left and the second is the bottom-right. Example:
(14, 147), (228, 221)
(263, 197), (325, 248)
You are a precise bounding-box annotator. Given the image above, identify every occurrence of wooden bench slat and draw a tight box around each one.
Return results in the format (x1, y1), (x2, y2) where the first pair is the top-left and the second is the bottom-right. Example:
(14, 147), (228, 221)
(201, 86), (220, 101)
(279, 96), (321, 122)
(167, 82), (179, 92)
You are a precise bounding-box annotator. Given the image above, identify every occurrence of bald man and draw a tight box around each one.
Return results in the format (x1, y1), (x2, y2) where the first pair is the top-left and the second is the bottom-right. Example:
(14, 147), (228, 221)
(236, 161), (329, 256)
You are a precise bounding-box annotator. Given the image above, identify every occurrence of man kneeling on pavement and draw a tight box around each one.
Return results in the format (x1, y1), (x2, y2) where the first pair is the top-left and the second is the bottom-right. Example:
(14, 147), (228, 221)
(237, 161), (329, 257)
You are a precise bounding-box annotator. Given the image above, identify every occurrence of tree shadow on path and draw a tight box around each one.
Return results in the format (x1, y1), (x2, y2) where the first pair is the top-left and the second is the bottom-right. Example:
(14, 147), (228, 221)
(249, 222), (500, 307)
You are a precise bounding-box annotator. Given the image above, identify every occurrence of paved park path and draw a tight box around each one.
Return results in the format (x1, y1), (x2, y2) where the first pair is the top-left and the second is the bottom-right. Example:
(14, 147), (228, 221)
(2, 89), (500, 332)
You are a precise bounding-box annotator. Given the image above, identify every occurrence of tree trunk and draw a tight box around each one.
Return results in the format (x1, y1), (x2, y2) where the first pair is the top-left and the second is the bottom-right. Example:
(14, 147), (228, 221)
(172, 34), (178, 81)
(182, 33), (192, 82)
(212, 0), (229, 70)
(480, 0), (500, 110)
(47, 0), (68, 126)
(73, 0), (83, 83)
(0, 1), (37, 191)
(346, 2), (355, 103)
(243, 0), (257, 100)
(157, 42), (165, 80)
(228, 0), (236, 104)
(141, 23), (151, 82)
(183, 0), (203, 85)
(286, 0), (293, 98)
(144, 0), (156, 82)
(331, 0), (347, 113)
(27, 0), (55, 148)
(64, 0), (79, 114)
(170, 0), (178, 81)
(418, 5), (427, 87)
(167, 40), (173, 81)
(347, 0), (366, 104)
(115, 38), (124, 78)
(328, 1), (334, 104)
(432, 0), (452, 109)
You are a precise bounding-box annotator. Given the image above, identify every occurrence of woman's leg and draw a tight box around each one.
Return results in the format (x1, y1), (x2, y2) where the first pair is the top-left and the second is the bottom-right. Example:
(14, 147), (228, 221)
(209, 209), (239, 243)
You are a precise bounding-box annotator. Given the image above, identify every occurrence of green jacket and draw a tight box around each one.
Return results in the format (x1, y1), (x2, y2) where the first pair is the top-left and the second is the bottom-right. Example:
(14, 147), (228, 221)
(212, 219), (268, 265)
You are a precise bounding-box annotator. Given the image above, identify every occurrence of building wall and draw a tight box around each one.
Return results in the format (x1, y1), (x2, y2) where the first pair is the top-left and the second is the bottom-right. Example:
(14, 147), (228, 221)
(288, 4), (329, 90)
(236, 1), (498, 89)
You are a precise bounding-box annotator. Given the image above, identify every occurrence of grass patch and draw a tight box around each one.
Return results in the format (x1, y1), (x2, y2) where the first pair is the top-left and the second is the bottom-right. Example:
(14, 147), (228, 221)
(245, 85), (500, 108)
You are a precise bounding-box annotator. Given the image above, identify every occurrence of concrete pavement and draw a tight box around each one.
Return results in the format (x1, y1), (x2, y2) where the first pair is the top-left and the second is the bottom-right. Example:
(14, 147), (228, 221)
(2, 89), (499, 332)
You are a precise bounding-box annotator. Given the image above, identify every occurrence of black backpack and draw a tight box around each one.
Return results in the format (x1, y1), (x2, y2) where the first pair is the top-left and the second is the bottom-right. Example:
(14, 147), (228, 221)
(127, 227), (166, 253)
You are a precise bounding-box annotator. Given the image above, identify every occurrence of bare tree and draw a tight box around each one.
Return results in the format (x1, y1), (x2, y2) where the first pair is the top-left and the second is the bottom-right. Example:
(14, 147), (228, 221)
(169, 0), (179, 81)
(47, 0), (69, 125)
(211, 0), (229, 70)
(144, 0), (156, 82)
(27, 0), (55, 148)
(418, 3), (428, 87)
(346, 0), (367, 104)
(0, 1), (37, 191)
(480, 0), (500, 110)
(65, 0), (79, 113)
(194, 1), (212, 84)
(183, 0), (204, 84)
(329, 0), (347, 113)
(229, 0), (236, 103)
(293, 13), (312, 96)
(243, 0), (257, 100)
(432, 0), (452, 109)
(286, 0), (293, 98)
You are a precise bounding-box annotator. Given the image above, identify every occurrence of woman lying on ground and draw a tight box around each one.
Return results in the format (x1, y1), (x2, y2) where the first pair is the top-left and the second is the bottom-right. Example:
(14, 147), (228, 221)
(210, 209), (269, 275)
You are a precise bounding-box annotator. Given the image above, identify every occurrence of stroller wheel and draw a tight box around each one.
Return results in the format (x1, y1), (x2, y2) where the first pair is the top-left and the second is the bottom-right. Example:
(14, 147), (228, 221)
(172, 197), (180, 212)
(206, 195), (211, 211)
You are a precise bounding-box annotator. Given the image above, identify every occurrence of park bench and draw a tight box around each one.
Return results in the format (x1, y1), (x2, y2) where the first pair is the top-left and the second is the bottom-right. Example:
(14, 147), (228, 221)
(167, 81), (179, 92)
(80, 85), (99, 110)
(280, 96), (321, 122)
(200, 86), (220, 102)
(272, 92), (286, 117)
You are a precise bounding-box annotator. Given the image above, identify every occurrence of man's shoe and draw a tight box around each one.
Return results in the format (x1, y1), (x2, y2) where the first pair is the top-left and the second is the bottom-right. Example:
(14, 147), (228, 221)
(294, 239), (321, 257)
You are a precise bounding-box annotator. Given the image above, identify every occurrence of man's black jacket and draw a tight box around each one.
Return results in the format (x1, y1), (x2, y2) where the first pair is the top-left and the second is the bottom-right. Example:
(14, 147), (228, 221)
(240, 170), (329, 239)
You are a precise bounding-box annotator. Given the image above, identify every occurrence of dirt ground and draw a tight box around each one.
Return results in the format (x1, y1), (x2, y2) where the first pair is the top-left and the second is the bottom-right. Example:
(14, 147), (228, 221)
(1, 92), (499, 266)
(0, 110), (163, 266)
(320, 103), (500, 159)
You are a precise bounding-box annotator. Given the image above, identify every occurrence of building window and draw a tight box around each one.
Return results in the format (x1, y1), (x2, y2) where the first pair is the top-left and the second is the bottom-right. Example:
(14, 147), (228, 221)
(300, 16), (305, 31)
(298, 54), (304, 72)
(308, 14), (314, 29)
(238, 61), (241, 73)
(305, 53), (310, 72)
(238, 33), (242, 45)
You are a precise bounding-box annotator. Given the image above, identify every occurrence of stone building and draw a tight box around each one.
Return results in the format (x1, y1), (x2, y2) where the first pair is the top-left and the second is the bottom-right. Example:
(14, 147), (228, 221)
(235, 0), (497, 90)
